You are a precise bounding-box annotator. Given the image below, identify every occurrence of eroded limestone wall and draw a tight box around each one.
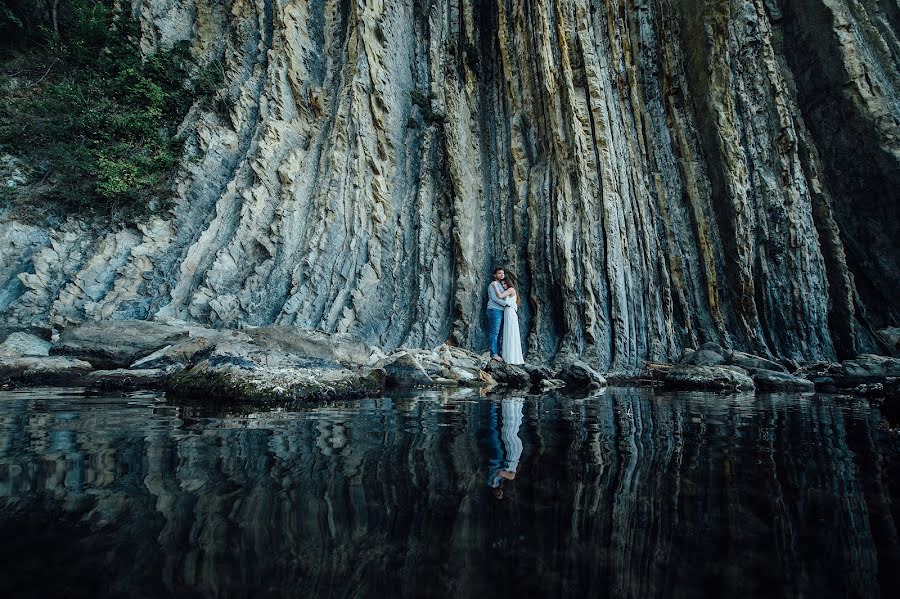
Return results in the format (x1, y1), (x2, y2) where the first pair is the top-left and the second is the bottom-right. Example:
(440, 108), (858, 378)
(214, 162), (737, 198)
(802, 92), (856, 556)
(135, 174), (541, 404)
(1, 0), (897, 370)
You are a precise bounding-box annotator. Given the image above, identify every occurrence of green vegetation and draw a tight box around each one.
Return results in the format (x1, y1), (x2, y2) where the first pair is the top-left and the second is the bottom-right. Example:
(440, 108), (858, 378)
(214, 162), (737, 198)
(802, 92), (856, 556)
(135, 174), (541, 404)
(0, 0), (222, 220)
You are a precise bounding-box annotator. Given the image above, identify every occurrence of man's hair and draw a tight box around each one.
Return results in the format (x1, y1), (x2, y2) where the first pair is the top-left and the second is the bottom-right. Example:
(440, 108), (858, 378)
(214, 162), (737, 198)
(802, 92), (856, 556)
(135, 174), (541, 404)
(493, 267), (505, 274)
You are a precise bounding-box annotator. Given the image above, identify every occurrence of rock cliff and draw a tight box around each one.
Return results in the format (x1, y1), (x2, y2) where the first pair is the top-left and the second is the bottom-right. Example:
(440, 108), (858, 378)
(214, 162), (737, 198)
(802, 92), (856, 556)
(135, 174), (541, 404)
(1, 0), (897, 370)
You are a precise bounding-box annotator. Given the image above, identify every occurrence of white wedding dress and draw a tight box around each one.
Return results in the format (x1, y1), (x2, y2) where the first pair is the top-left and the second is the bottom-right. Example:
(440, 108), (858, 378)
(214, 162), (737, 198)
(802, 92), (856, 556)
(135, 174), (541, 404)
(502, 293), (525, 365)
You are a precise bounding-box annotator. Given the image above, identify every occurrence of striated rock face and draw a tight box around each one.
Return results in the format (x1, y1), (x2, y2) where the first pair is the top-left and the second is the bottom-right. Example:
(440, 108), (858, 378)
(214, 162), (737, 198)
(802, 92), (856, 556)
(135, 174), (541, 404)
(0, 0), (897, 370)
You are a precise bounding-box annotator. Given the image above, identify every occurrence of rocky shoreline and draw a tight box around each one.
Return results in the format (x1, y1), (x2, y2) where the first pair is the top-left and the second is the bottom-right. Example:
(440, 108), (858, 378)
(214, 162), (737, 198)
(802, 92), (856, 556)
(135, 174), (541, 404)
(1, 322), (898, 411)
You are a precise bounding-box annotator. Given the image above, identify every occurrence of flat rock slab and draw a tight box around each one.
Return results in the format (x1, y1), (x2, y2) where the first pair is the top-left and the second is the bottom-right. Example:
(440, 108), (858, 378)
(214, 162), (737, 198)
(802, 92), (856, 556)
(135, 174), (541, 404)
(752, 369), (815, 392)
(484, 360), (531, 388)
(728, 351), (787, 373)
(554, 357), (607, 389)
(0, 332), (51, 357)
(164, 343), (385, 402)
(0, 356), (93, 385)
(85, 368), (177, 391)
(52, 320), (191, 368)
(384, 351), (434, 387)
(665, 365), (755, 392)
(843, 354), (900, 379)
(246, 326), (379, 367)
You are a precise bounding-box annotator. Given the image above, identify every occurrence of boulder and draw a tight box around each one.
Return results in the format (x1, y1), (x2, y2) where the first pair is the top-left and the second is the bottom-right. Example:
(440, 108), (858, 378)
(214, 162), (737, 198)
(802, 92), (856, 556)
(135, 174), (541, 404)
(554, 357), (607, 389)
(522, 364), (554, 386)
(0, 332), (51, 357)
(51, 320), (190, 368)
(752, 369), (815, 392)
(444, 345), (485, 372)
(681, 349), (726, 367)
(130, 337), (216, 369)
(0, 356), (93, 385)
(383, 351), (433, 387)
(164, 342), (385, 402)
(699, 342), (725, 354)
(665, 365), (755, 392)
(842, 354), (900, 379)
(484, 360), (532, 388)
(0, 325), (52, 343)
(245, 326), (380, 366)
(85, 367), (177, 391)
(727, 351), (787, 373)
(877, 327), (900, 352)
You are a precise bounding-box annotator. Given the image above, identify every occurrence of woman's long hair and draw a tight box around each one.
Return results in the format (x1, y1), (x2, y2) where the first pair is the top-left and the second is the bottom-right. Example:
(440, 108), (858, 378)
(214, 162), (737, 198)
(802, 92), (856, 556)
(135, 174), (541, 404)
(503, 272), (521, 305)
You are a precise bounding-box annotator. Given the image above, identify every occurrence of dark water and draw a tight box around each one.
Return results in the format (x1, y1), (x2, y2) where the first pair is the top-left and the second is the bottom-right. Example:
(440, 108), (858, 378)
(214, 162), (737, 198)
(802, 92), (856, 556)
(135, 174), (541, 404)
(0, 387), (898, 599)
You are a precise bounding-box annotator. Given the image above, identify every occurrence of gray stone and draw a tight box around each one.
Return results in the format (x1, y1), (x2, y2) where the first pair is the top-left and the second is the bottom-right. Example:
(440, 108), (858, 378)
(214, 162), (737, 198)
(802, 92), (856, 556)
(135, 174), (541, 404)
(0, 356), (93, 385)
(0, 332), (51, 357)
(85, 367), (178, 391)
(51, 320), (190, 368)
(484, 360), (532, 389)
(681, 349), (727, 367)
(164, 342), (385, 402)
(842, 354), (900, 379)
(554, 357), (608, 389)
(752, 369), (815, 392)
(665, 365), (755, 392)
(523, 364), (553, 386)
(728, 351), (787, 373)
(698, 342), (725, 354)
(246, 326), (379, 367)
(383, 351), (433, 387)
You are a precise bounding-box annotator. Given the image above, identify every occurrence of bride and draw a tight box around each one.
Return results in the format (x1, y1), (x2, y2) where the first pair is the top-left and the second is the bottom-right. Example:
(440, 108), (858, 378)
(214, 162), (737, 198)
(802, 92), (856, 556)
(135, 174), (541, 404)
(497, 273), (525, 365)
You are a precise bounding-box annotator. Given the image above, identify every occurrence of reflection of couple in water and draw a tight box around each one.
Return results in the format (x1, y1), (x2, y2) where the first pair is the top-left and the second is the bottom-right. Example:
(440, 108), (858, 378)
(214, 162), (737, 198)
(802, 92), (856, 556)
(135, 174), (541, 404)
(485, 397), (525, 499)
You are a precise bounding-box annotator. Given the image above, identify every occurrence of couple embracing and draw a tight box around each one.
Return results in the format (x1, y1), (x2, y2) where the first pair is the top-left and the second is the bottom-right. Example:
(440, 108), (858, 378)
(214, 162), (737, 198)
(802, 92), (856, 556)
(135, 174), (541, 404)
(486, 267), (524, 365)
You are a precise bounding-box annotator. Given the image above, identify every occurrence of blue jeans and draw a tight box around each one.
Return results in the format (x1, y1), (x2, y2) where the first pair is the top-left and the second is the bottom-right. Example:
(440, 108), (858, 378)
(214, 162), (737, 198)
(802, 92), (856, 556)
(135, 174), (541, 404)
(487, 308), (503, 356)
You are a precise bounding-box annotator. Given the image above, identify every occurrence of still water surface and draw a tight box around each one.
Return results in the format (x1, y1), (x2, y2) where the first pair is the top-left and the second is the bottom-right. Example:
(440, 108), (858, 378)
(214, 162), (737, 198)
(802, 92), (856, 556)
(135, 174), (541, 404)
(0, 387), (898, 598)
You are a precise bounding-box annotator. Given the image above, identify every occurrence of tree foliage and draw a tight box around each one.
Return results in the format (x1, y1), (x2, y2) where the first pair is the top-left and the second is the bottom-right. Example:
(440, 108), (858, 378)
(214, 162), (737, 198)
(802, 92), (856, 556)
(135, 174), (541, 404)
(0, 0), (222, 220)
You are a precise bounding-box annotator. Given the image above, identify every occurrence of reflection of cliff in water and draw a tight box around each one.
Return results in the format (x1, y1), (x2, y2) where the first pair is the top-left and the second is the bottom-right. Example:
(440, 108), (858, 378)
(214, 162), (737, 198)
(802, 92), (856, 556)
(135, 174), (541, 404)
(0, 389), (898, 598)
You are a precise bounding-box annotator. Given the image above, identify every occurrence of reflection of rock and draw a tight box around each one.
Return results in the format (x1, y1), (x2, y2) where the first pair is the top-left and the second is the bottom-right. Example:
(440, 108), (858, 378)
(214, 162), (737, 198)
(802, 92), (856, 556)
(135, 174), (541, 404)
(665, 365), (755, 392)
(0, 387), (892, 598)
(0, 356), (92, 385)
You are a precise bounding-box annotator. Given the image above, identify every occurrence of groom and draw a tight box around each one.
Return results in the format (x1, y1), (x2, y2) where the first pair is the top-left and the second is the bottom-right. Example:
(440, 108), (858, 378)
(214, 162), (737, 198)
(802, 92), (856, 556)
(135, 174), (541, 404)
(486, 267), (506, 361)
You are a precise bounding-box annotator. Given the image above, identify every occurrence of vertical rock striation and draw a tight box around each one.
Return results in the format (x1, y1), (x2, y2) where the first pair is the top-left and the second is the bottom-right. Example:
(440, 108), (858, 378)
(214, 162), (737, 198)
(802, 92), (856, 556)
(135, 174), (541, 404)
(0, 0), (897, 370)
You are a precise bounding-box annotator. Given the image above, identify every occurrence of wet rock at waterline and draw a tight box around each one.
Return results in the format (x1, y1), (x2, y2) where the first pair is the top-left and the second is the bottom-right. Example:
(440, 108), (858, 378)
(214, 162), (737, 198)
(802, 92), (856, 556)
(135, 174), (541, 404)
(553, 356), (608, 390)
(0, 332), (51, 358)
(483, 360), (532, 389)
(0, 356), (93, 386)
(51, 320), (192, 368)
(164, 341), (386, 403)
(752, 369), (815, 392)
(665, 365), (756, 392)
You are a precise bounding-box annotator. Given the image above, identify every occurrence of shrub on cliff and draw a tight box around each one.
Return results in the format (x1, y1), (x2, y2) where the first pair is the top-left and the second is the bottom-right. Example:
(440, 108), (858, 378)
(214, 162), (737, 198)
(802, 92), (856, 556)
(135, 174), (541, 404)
(0, 0), (221, 221)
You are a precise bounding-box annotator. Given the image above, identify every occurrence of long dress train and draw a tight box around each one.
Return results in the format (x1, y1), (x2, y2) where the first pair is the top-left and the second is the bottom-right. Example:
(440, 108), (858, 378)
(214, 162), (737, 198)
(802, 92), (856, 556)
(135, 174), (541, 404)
(502, 294), (525, 365)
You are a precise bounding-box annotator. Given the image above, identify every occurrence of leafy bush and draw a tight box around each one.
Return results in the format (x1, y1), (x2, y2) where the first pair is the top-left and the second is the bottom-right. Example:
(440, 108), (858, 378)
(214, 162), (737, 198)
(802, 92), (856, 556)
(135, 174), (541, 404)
(0, 0), (222, 220)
